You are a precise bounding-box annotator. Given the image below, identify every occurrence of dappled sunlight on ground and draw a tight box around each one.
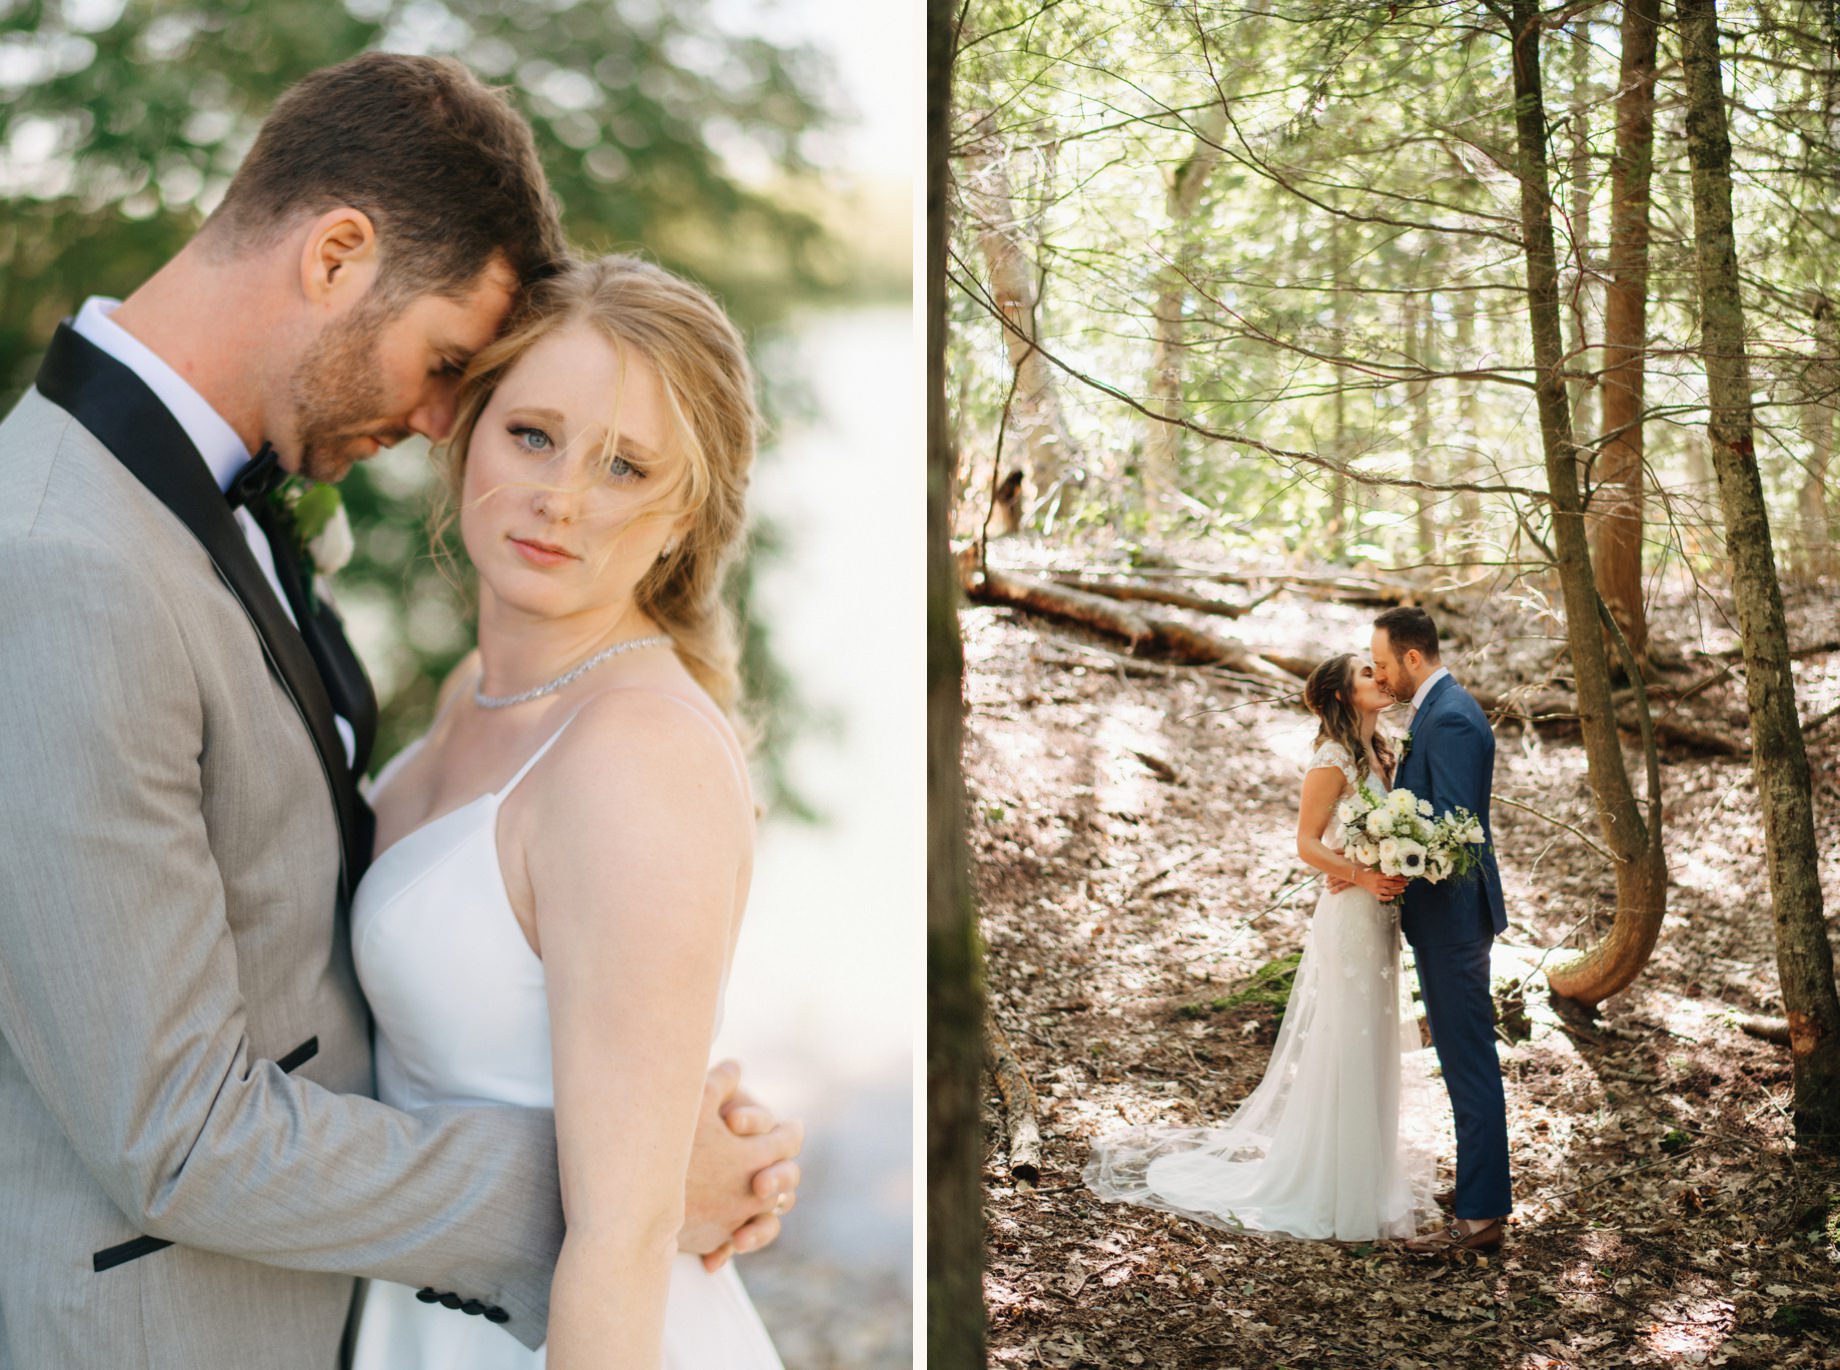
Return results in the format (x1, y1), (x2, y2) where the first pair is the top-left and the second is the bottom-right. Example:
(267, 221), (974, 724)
(964, 550), (1840, 1367)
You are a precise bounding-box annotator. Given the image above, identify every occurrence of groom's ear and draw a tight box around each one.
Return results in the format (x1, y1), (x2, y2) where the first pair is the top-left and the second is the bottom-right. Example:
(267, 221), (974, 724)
(299, 207), (381, 310)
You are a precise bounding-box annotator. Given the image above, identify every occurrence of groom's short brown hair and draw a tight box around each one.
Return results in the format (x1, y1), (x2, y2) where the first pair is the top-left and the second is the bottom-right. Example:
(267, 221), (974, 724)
(204, 52), (564, 302)
(1374, 606), (1440, 661)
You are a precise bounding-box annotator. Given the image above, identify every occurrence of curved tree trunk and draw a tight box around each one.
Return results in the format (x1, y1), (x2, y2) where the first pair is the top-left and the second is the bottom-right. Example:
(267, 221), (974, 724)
(1143, 108), (1225, 505)
(1589, 0), (1659, 664)
(1679, 0), (1840, 1148)
(929, 3), (986, 1359)
(1501, 0), (1668, 1007)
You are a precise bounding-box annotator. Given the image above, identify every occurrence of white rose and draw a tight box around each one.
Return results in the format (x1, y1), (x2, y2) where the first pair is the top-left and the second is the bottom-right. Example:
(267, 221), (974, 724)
(309, 503), (355, 577)
(1353, 841), (1380, 866)
(1465, 820), (1486, 845)
(1364, 809), (1390, 838)
(1337, 799), (1358, 824)
(1417, 799), (1433, 817)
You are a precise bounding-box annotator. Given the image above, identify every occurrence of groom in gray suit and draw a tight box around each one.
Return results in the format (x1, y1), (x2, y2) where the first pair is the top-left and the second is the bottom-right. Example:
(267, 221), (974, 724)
(0, 54), (800, 1369)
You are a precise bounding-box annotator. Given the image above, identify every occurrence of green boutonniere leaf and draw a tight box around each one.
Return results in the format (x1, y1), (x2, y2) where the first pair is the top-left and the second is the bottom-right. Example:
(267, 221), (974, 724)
(291, 483), (342, 544)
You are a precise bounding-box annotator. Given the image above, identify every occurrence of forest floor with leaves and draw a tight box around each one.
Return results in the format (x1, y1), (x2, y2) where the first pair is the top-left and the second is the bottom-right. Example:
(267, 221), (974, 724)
(963, 541), (1840, 1370)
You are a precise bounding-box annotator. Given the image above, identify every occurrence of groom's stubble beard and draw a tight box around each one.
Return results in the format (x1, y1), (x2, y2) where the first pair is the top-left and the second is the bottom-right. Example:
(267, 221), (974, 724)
(287, 294), (409, 484)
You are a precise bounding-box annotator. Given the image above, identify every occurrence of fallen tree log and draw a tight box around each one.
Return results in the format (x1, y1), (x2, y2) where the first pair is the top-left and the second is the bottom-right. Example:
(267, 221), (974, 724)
(1735, 1014), (1792, 1046)
(965, 566), (1295, 681)
(1046, 572), (1273, 619)
(1472, 686), (1749, 756)
(985, 1012), (1042, 1183)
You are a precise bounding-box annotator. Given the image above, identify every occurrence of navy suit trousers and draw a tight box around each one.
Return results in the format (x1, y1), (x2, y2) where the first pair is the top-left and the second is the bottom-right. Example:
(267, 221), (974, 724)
(1414, 933), (1512, 1219)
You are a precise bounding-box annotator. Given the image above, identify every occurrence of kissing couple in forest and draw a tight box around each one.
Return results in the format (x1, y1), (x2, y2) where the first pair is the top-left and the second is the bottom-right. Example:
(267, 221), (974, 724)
(1087, 607), (1514, 1257)
(0, 53), (797, 1368)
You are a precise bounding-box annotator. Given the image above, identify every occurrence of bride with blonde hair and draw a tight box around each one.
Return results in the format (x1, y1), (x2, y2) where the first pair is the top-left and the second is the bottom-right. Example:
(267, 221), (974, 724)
(348, 254), (784, 1368)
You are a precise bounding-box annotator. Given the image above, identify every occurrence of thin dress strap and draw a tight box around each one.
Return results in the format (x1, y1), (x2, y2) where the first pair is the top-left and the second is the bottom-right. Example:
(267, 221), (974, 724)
(491, 687), (750, 806)
(494, 701), (595, 801)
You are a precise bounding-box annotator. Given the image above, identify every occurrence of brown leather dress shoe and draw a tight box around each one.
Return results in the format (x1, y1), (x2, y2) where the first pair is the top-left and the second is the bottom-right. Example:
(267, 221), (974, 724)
(1403, 1219), (1505, 1256)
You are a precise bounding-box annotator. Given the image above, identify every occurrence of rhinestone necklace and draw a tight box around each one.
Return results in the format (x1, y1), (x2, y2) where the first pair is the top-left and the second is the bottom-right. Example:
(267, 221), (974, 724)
(473, 635), (674, 710)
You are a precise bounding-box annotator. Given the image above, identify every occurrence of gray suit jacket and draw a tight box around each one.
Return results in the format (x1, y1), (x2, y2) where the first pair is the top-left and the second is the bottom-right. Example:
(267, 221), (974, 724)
(0, 372), (564, 1367)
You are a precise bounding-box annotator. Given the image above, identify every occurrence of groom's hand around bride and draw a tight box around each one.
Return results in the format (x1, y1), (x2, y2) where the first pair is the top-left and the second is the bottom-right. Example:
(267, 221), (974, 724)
(680, 1059), (805, 1272)
(1328, 870), (1408, 900)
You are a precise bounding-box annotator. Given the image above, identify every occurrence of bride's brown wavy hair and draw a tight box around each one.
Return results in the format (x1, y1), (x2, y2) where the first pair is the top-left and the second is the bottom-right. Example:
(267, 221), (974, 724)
(432, 254), (758, 736)
(1303, 653), (1394, 787)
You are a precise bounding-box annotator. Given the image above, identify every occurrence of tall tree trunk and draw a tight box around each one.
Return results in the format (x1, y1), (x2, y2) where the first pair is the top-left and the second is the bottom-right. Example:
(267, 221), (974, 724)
(1144, 109), (1226, 505)
(1679, 0), (1840, 1146)
(1455, 290), (1484, 543)
(1406, 286), (1436, 559)
(1501, 0), (1669, 1006)
(930, 2), (986, 1360)
(1590, 0), (1660, 663)
(1798, 294), (1837, 579)
(964, 136), (1074, 513)
(1328, 214), (1352, 554)
(1566, 8), (1599, 448)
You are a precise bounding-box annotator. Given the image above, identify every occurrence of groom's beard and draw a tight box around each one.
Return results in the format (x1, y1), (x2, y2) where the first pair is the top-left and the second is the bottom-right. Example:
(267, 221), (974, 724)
(288, 301), (405, 484)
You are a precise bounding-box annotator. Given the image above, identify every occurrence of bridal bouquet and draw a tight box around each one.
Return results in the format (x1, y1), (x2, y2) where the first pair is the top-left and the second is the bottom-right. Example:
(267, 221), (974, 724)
(1335, 784), (1488, 885)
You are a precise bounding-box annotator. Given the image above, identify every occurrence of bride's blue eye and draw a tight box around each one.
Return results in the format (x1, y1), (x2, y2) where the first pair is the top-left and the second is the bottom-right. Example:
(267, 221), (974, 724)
(510, 425), (551, 453)
(603, 454), (641, 481)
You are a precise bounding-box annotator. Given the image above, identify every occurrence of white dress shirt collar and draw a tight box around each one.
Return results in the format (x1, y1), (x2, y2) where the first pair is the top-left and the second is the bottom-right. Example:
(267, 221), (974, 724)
(1408, 665), (1451, 716)
(71, 297), (254, 493)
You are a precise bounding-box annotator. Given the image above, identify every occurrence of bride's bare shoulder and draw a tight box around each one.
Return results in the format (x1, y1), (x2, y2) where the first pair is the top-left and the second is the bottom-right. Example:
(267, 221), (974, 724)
(530, 685), (752, 832)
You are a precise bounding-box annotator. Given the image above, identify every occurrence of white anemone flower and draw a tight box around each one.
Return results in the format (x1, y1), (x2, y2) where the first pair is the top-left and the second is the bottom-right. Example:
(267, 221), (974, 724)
(1395, 840), (1428, 877)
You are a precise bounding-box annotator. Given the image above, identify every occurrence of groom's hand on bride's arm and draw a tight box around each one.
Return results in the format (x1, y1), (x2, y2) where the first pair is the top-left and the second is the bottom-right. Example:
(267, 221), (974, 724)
(679, 1059), (804, 1272)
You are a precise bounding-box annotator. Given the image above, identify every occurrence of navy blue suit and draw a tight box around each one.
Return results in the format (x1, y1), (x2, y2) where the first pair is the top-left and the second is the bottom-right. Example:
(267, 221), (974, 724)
(1393, 673), (1511, 1220)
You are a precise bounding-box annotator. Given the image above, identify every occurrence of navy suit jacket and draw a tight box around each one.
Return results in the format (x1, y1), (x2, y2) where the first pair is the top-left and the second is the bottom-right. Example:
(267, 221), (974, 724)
(1393, 673), (1508, 948)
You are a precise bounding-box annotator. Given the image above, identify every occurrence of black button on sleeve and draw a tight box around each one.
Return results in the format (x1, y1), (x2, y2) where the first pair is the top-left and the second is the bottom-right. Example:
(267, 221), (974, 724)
(414, 1288), (439, 1304)
(439, 1292), (464, 1310)
(460, 1299), (485, 1316)
(484, 1306), (510, 1324)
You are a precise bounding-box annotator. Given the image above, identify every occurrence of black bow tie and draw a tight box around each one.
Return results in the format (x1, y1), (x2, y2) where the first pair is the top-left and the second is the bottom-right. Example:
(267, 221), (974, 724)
(225, 442), (286, 509)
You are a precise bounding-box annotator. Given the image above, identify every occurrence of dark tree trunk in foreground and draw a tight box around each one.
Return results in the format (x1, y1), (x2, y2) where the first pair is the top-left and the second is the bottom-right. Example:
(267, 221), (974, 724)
(930, 1), (987, 1361)
(1500, 0), (1668, 1006)
(1679, 0), (1840, 1146)
(1590, 0), (1660, 662)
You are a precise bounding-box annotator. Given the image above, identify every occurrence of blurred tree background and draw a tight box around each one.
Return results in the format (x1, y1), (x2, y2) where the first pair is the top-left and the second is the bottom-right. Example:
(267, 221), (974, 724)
(0, 0), (903, 811)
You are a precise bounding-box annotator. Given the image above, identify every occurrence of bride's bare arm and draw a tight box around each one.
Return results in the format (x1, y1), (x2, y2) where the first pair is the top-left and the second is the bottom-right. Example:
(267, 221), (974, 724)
(1296, 766), (1406, 901)
(524, 694), (750, 1369)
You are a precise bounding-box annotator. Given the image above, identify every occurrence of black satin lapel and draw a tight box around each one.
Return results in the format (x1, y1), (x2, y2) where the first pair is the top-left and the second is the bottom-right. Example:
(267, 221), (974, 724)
(34, 323), (360, 888)
(315, 601), (379, 777)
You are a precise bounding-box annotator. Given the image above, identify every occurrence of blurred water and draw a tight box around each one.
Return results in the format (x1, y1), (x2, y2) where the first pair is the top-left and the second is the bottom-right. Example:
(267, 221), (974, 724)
(711, 303), (917, 1367)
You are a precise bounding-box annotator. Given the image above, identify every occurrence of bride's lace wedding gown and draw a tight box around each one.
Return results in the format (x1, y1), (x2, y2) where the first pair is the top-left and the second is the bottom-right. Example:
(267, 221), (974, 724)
(346, 702), (783, 1368)
(1085, 741), (1443, 1242)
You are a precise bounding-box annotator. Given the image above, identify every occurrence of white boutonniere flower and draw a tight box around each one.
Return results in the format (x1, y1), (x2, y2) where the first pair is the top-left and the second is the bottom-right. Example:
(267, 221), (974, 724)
(1399, 731), (1413, 763)
(265, 480), (351, 605)
(308, 502), (355, 577)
